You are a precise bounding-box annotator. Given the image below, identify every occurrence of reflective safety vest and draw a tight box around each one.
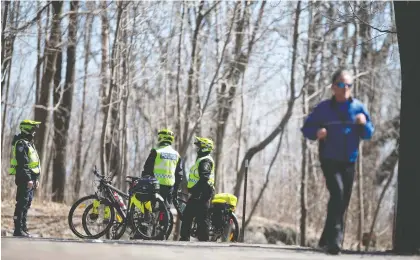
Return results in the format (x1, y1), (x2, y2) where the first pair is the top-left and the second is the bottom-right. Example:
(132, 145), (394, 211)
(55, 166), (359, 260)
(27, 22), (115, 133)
(187, 155), (215, 189)
(9, 139), (41, 175)
(153, 145), (180, 186)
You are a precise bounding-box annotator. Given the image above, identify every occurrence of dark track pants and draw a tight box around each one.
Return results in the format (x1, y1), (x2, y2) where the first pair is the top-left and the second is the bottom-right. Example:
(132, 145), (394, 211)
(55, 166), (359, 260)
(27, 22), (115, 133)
(318, 159), (355, 249)
(180, 198), (211, 241)
(13, 184), (34, 232)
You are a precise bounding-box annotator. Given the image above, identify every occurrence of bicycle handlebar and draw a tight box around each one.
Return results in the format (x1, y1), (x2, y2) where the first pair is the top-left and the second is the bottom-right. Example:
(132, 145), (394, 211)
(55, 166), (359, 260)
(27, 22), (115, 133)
(92, 165), (108, 181)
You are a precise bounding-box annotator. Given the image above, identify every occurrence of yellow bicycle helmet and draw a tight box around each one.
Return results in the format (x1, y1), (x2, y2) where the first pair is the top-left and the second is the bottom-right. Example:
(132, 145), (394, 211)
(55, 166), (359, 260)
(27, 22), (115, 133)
(157, 128), (174, 144)
(19, 120), (41, 135)
(194, 136), (214, 153)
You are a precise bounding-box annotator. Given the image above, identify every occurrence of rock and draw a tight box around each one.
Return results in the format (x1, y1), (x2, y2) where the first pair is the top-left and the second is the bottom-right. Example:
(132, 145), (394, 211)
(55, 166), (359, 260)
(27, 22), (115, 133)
(276, 241), (286, 246)
(244, 231), (268, 244)
(267, 235), (277, 244)
(264, 225), (297, 245)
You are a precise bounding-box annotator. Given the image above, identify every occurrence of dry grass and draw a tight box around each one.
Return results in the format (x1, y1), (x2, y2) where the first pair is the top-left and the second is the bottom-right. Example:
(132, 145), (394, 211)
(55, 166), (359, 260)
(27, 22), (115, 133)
(1, 199), (76, 238)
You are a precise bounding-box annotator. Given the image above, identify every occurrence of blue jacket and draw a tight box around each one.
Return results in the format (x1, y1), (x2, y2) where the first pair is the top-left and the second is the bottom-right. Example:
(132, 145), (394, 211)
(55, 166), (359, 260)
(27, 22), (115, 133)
(301, 97), (374, 163)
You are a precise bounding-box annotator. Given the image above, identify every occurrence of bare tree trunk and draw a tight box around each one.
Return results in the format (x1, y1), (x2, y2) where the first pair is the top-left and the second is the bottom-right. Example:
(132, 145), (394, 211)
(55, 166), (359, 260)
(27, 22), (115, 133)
(52, 1), (78, 202)
(101, 1), (124, 180)
(35, 1), (43, 104)
(173, 2), (186, 241)
(100, 0), (110, 176)
(1, 0), (11, 94)
(1, 1), (10, 70)
(299, 1), (315, 246)
(42, 133), (54, 197)
(34, 1), (63, 178)
(74, 7), (93, 200)
(174, 1), (184, 149)
(119, 7), (130, 190)
(178, 2), (232, 158)
(366, 148), (398, 251)
(182, 1), (205, 149)
(215, 1), (266, 191)
(1, 1), (19, 148)
(215, 1), (245, 191)
(1, 58), (12, 148)
(394, 2), (420, 253)
(348, 18), (364, 250)
(302, 2), (323, 230)
(356, 3), (376, 231)
(51, 23), (63, 201)
(300, 112), (308, 246)
(234, 78), (245, 173)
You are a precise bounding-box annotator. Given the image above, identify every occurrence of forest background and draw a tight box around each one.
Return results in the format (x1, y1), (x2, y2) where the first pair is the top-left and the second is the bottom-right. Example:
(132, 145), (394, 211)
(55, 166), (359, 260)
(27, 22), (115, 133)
(1, 0), (400, 249)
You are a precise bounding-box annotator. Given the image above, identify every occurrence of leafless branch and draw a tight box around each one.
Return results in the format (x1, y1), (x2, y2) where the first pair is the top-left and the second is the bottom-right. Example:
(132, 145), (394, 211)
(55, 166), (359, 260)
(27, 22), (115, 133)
(348, 2), (396, 34)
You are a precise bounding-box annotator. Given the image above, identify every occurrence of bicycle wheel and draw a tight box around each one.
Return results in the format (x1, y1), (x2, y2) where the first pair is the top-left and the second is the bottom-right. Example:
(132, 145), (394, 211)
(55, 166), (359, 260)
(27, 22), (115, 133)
(68, 195), (115, 239)
(225, 212), (240, 242)
(81, 201), (115, 239)
(129, 199), (170, 240)
(109, 212), (128, 240)
(90, 206), (126, 240)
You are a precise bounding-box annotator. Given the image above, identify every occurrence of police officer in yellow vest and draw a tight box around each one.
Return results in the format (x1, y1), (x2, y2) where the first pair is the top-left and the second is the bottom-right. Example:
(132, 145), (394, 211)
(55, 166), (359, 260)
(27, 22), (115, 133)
(180, 136), (215, 241)
(9, 120), (42, 237)
(141, 128), (183, 206)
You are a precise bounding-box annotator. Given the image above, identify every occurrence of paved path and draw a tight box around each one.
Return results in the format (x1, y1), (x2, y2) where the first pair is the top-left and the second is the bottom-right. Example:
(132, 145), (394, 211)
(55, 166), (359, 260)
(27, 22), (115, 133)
(1, 237), (418, 260)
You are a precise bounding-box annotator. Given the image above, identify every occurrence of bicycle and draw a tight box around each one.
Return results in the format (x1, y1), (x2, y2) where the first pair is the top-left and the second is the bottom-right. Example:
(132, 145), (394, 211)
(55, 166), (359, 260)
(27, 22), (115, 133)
(125, 175), (173, 240)
(68, 166), (171, 240)
(67, 166), (118, 239)
(176, 192), (240, 242)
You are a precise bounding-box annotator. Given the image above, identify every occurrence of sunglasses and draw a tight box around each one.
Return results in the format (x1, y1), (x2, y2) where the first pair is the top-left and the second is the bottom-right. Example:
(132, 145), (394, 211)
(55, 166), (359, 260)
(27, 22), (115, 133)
(336, 82), (352, 88)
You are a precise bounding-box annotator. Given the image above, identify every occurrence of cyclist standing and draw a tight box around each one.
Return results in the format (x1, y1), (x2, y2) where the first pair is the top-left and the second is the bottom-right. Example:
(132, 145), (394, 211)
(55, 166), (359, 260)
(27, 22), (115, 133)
(141, 128), (183, 206)
(132, 129), (183, 239)
(180, 136), (215, 241)
(9, 120), (42, 237)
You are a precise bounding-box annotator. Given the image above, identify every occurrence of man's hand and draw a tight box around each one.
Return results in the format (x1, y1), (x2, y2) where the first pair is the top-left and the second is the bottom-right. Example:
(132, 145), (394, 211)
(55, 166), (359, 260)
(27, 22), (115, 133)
(355, 113), (367, 125)
(27, 181), (34, 189)
(317, 128), (327, 140)
(34, 180), (40, 189)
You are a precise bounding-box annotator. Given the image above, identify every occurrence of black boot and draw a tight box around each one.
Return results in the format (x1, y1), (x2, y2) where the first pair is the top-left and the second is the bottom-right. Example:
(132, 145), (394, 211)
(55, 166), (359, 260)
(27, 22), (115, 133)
(13, 229), (29, 237)
(21, 227), (31, 236)
(326, 244), (341, 255)
(13, 216), (29, 237)
(179, 236), (190, 241)
(21, 210), (31, 236)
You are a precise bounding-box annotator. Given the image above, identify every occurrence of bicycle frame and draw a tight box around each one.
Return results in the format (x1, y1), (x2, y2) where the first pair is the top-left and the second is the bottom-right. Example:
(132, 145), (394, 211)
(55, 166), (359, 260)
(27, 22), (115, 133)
(73, 166), (173, 240)
(90, 177), (163, 226)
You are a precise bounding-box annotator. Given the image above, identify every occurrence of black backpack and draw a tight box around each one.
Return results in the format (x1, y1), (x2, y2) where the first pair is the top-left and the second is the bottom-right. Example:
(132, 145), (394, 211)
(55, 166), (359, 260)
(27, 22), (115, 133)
(130, 175), (160, 201)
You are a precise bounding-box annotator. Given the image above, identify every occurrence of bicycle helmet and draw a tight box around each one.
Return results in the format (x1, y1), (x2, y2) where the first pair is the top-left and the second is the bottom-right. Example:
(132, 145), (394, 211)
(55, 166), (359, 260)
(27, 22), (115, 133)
(19, 119), (41, 135)
(194, 136), (214, 153)
(157, 128), (174, 144)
